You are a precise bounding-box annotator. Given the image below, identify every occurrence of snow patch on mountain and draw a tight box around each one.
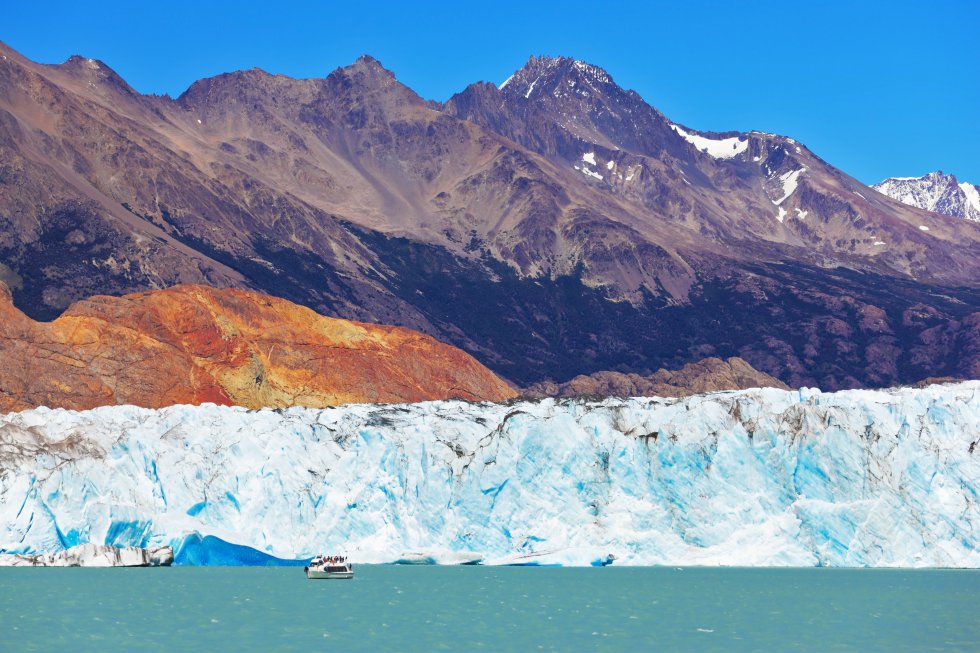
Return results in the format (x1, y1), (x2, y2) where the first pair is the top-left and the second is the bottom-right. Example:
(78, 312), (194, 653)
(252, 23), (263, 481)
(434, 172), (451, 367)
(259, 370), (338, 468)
(960, 182), (980, 213)
(574, 165), (603, 181)
(1, 383), (978, 567)
(670, 125), (748, 160)
(525, 76), (540, 99)
(872, 171), (980, 221)
(773, 168), (805, 206)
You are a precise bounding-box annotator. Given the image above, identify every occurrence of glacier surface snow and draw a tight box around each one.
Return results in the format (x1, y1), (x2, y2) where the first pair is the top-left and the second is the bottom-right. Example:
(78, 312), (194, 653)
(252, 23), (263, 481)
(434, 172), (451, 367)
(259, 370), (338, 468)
(1, 383), (978, 567)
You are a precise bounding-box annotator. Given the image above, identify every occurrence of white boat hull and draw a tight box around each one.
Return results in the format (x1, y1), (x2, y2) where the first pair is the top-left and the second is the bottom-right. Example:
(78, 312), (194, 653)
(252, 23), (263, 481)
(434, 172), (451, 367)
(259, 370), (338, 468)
(306, 567), (354, 580)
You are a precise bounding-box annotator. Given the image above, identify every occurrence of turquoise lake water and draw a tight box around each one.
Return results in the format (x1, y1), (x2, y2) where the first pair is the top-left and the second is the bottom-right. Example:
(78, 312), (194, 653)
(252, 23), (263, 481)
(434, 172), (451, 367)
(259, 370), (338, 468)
(1, 566), (978, 652)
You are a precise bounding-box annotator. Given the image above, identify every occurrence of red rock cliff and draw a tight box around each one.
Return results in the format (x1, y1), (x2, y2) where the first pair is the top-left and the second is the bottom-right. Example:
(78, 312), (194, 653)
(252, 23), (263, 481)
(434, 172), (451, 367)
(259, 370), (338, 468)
(0, 284), (516, 412)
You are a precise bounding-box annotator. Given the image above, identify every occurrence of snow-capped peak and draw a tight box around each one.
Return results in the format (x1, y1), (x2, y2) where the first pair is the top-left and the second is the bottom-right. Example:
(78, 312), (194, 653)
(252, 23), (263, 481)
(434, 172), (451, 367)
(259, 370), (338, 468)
(496, 56), (618, 103)
(959, 181), (980, 214)
(872, 171), (980, 222)
(572, 60), (611, 84)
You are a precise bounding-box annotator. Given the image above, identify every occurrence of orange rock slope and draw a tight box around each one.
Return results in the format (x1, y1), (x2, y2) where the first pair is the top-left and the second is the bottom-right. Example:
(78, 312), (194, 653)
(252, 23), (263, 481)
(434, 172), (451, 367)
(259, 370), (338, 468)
(0, 283), (516, 412)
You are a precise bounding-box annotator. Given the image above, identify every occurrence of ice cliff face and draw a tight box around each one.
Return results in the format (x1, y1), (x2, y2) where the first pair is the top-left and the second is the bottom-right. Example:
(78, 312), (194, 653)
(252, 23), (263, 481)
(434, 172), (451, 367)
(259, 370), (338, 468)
(1, 383), (978, 567)
(873, 171), (980, 221)
(0, 543), (173, 567)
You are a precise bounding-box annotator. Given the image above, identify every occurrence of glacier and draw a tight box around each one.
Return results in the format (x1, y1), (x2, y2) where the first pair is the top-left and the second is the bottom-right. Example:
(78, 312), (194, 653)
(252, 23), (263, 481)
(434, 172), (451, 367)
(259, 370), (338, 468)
(0, 383), (978, 567)
(0, 543), (173, 567)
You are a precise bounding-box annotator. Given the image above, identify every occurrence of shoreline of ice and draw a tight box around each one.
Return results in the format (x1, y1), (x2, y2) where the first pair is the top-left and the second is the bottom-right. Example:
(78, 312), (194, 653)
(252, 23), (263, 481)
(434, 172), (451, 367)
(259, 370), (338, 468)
(1, 382), (978, 567)
(0, 543), (173, 567)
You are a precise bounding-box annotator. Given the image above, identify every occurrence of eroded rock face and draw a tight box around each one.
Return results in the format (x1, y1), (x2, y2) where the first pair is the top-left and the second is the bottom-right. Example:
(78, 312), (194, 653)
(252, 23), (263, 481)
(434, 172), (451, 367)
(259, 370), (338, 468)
(0, 283), (516, 412)
(523, 357), (790, 398)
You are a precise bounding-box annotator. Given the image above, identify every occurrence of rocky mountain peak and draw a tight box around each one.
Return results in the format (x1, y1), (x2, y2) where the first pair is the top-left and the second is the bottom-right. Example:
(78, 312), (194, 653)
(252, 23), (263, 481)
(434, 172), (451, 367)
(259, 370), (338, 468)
(872, 171), (980, 221)
(446, 54), (674, 161)
(500, 56), (616, 96)
(327, 54), (401, 89)
(496, 55), (628, 109)
(176, 66), (296, 109)
(52, 53), (139, 99)
(320, 54), (423, 109)
(353, 54), (386, 70)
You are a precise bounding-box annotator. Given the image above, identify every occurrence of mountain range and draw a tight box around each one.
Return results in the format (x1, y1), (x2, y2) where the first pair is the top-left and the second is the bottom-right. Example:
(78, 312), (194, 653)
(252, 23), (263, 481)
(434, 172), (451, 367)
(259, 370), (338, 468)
(1, 42), (978, 390)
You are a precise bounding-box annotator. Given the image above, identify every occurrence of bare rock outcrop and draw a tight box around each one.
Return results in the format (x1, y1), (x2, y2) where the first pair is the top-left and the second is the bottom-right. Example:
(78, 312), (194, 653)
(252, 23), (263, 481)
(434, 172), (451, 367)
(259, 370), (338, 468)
(523, 357), (790, 399)
(0, 283), (516, 412)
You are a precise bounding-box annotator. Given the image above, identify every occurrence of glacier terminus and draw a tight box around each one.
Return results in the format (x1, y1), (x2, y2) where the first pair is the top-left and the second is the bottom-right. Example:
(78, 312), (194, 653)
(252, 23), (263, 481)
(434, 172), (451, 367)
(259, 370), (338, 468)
(1, 383), (978, 567)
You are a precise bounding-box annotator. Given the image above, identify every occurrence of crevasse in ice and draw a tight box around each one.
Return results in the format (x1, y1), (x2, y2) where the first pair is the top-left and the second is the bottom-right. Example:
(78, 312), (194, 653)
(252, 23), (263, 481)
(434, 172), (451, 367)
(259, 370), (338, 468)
(1, 383), (977, 567)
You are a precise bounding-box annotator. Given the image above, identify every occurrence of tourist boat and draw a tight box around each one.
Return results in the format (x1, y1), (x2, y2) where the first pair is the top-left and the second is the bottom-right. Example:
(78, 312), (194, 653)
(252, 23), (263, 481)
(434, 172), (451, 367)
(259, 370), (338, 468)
(305, 554), (354, 579)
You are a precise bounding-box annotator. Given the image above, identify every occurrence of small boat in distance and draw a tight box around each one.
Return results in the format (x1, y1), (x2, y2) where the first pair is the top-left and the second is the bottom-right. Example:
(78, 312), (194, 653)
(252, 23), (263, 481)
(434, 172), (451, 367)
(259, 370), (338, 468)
(305, 554), (354, 580)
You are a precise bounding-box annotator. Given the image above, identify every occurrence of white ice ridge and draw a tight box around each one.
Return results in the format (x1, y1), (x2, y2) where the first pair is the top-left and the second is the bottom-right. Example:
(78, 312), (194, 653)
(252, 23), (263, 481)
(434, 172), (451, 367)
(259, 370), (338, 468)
(670, 124), (748, 159)
(1, 383), (979, 567)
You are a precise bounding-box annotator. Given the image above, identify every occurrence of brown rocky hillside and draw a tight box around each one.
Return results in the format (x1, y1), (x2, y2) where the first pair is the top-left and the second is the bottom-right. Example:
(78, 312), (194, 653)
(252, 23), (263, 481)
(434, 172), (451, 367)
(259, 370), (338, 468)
(0, 283), (516, 412)
(523, 357), (790, 399)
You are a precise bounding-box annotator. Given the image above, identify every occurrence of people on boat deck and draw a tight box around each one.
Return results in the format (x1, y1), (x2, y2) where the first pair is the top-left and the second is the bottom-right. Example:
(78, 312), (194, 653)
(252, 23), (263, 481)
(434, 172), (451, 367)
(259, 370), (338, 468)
(312, 554), (347, 565)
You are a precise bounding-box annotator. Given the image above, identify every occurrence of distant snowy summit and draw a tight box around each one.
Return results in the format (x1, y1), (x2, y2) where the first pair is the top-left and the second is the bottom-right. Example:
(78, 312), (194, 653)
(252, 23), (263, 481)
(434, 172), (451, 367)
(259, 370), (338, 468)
(873, 171), (980, 221)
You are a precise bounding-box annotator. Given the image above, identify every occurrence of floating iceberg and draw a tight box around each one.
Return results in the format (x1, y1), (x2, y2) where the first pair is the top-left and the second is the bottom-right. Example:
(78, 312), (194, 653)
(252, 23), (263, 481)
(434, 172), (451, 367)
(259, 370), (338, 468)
(1, 383), (978, 567)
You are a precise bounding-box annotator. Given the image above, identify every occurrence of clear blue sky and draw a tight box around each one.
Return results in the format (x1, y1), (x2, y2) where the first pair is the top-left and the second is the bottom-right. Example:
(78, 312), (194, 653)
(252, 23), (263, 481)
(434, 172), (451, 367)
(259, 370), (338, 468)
(4, 0), (978, 184)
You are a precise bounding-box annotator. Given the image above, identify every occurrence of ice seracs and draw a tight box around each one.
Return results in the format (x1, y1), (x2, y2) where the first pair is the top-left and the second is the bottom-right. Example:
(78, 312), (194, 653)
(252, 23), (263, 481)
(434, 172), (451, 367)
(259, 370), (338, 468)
(1, 383), (978, 568)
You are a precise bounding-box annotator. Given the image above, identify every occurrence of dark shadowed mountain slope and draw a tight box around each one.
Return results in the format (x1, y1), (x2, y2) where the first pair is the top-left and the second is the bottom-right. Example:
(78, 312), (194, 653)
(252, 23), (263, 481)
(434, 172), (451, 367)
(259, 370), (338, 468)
(0, 43), (977, 389)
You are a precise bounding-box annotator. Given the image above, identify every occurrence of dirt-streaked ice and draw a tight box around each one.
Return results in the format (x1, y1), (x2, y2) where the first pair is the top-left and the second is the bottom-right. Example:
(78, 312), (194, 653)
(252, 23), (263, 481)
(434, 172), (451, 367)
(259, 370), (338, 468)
(1, 383), (977, 567)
